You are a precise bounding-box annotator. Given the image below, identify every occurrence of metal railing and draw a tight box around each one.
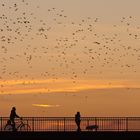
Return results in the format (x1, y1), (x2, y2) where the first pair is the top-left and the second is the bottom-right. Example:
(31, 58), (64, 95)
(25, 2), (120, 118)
(1, 117), (140, 132)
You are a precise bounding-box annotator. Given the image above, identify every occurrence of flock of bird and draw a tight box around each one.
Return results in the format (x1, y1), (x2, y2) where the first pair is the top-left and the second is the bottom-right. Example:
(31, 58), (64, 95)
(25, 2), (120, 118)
(0, 0), (140, 93)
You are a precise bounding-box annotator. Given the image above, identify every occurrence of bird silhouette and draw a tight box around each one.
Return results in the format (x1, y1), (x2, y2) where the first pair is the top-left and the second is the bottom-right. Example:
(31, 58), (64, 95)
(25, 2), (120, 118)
(0, 1), (139, 94)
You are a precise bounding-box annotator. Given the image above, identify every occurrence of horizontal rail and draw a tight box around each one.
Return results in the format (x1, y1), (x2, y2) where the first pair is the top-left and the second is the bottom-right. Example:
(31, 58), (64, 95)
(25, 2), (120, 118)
(1, 117), (140, 132)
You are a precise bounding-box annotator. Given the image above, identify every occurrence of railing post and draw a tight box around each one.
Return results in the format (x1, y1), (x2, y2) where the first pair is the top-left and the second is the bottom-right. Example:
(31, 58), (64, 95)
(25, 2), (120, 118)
(57, 120), (59, 131)
(126, 117), (128, 132)
(95, 117), (97, 131)
(64, 117), (65, 132)
(87, 119), (89, 131)
(32, 117), (34, 132)
(0, 117), (2, 131)
(27, 119), (29, 131)
(118, 118), (120, 132)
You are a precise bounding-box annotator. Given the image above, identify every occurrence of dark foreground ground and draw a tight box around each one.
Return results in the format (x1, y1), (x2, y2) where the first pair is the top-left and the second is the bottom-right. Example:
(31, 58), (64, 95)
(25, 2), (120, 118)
(0, 132), (140, 140)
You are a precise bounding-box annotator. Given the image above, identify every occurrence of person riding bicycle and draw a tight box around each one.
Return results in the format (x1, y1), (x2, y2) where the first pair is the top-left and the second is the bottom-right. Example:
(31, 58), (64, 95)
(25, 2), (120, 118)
(10, 107), (21, 131)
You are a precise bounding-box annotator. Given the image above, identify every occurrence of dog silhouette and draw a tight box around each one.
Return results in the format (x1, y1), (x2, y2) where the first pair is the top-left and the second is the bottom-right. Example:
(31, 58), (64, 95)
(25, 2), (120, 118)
(86, 125), (98, 131)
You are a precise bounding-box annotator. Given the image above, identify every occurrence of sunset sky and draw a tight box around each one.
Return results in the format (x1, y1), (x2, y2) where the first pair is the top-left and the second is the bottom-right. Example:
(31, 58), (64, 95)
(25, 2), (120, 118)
(0, 0), (140, 117)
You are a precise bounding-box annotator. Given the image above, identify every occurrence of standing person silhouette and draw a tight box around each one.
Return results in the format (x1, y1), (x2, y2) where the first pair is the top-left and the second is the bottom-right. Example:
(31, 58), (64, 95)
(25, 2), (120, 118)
(10, 107), (20, 131)
(75, 111), (81, 132)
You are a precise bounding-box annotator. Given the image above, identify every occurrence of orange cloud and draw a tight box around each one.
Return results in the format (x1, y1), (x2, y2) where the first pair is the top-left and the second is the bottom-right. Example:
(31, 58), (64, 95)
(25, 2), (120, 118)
(0, 79), (140, 94)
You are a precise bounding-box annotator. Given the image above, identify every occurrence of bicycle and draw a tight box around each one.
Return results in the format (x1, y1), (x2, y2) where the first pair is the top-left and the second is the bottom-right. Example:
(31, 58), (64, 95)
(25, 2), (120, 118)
(4, 118), (31, 131)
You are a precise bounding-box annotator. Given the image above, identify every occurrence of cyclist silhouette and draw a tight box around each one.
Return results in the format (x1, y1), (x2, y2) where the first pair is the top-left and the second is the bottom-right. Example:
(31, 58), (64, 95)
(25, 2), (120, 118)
(4, 108), (30, 131)
(10, 107), (20, 131)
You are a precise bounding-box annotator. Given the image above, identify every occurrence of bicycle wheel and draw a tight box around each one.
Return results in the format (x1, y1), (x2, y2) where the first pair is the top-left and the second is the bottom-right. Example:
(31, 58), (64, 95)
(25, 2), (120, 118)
(4, 124), (13, 131)
(20, 124), (31, 131)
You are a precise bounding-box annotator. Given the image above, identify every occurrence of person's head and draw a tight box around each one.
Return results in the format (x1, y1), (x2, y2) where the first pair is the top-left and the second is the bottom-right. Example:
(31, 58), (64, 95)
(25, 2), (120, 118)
(12, 107), (16, 111)
(77, 112), (80, 115)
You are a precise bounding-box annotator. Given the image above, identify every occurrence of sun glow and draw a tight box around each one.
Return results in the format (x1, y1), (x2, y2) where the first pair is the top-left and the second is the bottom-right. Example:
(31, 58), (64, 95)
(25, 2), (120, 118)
(32, 104), (61, 108)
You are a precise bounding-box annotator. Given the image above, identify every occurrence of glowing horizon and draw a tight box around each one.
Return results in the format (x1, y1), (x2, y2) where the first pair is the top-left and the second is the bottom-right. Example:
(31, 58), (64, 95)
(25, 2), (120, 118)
(0, 79), (140, 94)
